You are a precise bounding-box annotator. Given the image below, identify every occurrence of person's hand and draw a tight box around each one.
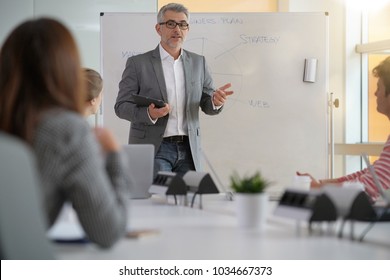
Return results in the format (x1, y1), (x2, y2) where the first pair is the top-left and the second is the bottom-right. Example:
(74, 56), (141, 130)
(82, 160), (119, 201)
(148, 103), (170, 120)
(93, 127), (120, 153)
(296, 171), (321, 188)
(212, 83), (234, 106)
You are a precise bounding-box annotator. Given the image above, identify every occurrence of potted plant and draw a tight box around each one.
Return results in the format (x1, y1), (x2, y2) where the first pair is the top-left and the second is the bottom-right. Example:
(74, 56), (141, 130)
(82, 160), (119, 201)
(230, 171), (270, 229)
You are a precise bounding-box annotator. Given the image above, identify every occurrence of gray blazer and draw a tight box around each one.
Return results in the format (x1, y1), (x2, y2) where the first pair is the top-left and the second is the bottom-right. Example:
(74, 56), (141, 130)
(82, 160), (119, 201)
(115, 46), (222, 171)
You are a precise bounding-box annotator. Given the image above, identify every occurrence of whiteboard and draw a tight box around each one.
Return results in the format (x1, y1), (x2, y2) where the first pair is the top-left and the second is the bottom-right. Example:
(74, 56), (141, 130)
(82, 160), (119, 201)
(100, 12), (329, 193)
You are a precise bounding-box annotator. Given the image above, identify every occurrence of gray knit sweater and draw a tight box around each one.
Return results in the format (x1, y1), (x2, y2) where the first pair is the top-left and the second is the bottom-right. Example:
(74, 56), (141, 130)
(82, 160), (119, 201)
(33, 109), (131, 248)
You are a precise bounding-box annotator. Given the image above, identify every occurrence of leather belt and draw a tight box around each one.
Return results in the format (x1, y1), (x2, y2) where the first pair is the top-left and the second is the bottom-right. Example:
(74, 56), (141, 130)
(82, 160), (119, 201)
(163, 135), (188, 143)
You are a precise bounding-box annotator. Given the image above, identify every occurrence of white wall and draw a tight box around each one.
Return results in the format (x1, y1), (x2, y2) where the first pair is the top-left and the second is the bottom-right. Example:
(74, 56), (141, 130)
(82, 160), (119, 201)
(279, 0), (351, 177)
(0, 0), (34, 42)
(0, 0), (156, 125)
(280, 0), (379, 178)
(0, 0), (157, 70)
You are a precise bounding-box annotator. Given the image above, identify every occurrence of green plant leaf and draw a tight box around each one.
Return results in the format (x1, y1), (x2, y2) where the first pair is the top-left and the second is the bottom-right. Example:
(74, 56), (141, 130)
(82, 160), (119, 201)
(230, 171), (270, 193)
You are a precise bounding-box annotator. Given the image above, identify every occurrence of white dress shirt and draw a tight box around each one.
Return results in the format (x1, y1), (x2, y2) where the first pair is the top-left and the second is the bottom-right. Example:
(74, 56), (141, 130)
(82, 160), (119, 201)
(159, 44), (187, 137)
(147, 45), (221, 132)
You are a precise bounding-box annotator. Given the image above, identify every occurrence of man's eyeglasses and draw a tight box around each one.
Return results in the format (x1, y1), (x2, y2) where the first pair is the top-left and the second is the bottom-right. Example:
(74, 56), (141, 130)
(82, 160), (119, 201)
(159, 20), (189, 30)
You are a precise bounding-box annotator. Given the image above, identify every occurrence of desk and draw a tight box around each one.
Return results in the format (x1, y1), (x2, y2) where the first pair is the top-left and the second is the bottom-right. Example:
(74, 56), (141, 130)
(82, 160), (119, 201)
(54, 194), (390, 260)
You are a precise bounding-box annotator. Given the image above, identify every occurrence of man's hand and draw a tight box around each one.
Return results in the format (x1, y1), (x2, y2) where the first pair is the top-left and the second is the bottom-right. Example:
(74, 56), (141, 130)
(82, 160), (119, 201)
(212, 83), (234, 106)
(148, 103), (170, 120)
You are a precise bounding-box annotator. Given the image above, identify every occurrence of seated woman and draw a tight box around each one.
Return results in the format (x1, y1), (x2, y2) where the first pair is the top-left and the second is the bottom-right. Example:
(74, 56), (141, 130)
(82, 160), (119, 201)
(83, 68), (103, 117)
(0, 18), (133, 248)
(298, 56), (390, 202)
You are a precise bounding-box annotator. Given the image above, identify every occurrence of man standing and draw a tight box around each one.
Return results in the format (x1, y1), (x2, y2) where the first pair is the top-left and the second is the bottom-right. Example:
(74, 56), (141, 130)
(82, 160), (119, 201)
(115, 3), (233, 177)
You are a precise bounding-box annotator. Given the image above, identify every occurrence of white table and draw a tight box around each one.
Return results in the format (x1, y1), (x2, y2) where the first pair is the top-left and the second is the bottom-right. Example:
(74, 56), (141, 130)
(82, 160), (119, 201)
(54, 194), (390, 260)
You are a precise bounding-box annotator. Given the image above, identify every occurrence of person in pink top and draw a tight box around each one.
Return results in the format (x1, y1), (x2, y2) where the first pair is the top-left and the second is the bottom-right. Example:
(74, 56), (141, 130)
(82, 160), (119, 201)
(298, 56), (390, 202)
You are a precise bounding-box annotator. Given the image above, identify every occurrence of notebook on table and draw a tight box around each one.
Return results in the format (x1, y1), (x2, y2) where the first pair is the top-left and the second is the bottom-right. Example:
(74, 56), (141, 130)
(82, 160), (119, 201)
(361, 153), (390, 220)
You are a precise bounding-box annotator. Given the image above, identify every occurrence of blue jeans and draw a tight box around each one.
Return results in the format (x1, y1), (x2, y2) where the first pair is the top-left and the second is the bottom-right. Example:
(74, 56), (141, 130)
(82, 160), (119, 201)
(154, 139), (195, 178)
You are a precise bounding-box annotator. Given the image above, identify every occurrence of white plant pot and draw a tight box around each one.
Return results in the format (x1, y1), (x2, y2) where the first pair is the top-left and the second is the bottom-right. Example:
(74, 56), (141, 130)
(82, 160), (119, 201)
(235, 192), (268, 230)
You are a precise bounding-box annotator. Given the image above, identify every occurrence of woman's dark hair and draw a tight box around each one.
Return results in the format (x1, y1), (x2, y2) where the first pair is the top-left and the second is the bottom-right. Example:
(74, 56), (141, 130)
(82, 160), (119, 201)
(373, 56), (390, 96)
(0, 17), (85, 142)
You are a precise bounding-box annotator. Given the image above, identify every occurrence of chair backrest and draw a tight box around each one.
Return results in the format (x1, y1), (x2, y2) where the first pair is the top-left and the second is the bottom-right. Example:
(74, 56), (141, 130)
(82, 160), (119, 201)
(0, 132), (54, 259)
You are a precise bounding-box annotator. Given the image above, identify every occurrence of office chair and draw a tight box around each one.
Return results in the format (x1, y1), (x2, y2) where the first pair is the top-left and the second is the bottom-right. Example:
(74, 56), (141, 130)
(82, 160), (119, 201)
(0, 132), (54, 259)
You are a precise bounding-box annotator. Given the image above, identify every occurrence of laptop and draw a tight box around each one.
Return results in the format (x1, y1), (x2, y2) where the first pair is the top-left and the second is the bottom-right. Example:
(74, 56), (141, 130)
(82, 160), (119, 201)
(122, 144), (154, 199)
(362, 153), (390, 206)
(360, 153), (390, 223)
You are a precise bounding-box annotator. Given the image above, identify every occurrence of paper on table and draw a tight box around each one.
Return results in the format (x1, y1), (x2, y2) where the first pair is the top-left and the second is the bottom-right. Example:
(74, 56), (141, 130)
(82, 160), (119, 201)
(47, 203), (87, 243)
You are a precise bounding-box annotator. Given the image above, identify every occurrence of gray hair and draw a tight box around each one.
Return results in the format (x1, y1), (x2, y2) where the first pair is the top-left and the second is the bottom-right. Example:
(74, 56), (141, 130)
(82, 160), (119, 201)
(157, 3), (189, 23)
